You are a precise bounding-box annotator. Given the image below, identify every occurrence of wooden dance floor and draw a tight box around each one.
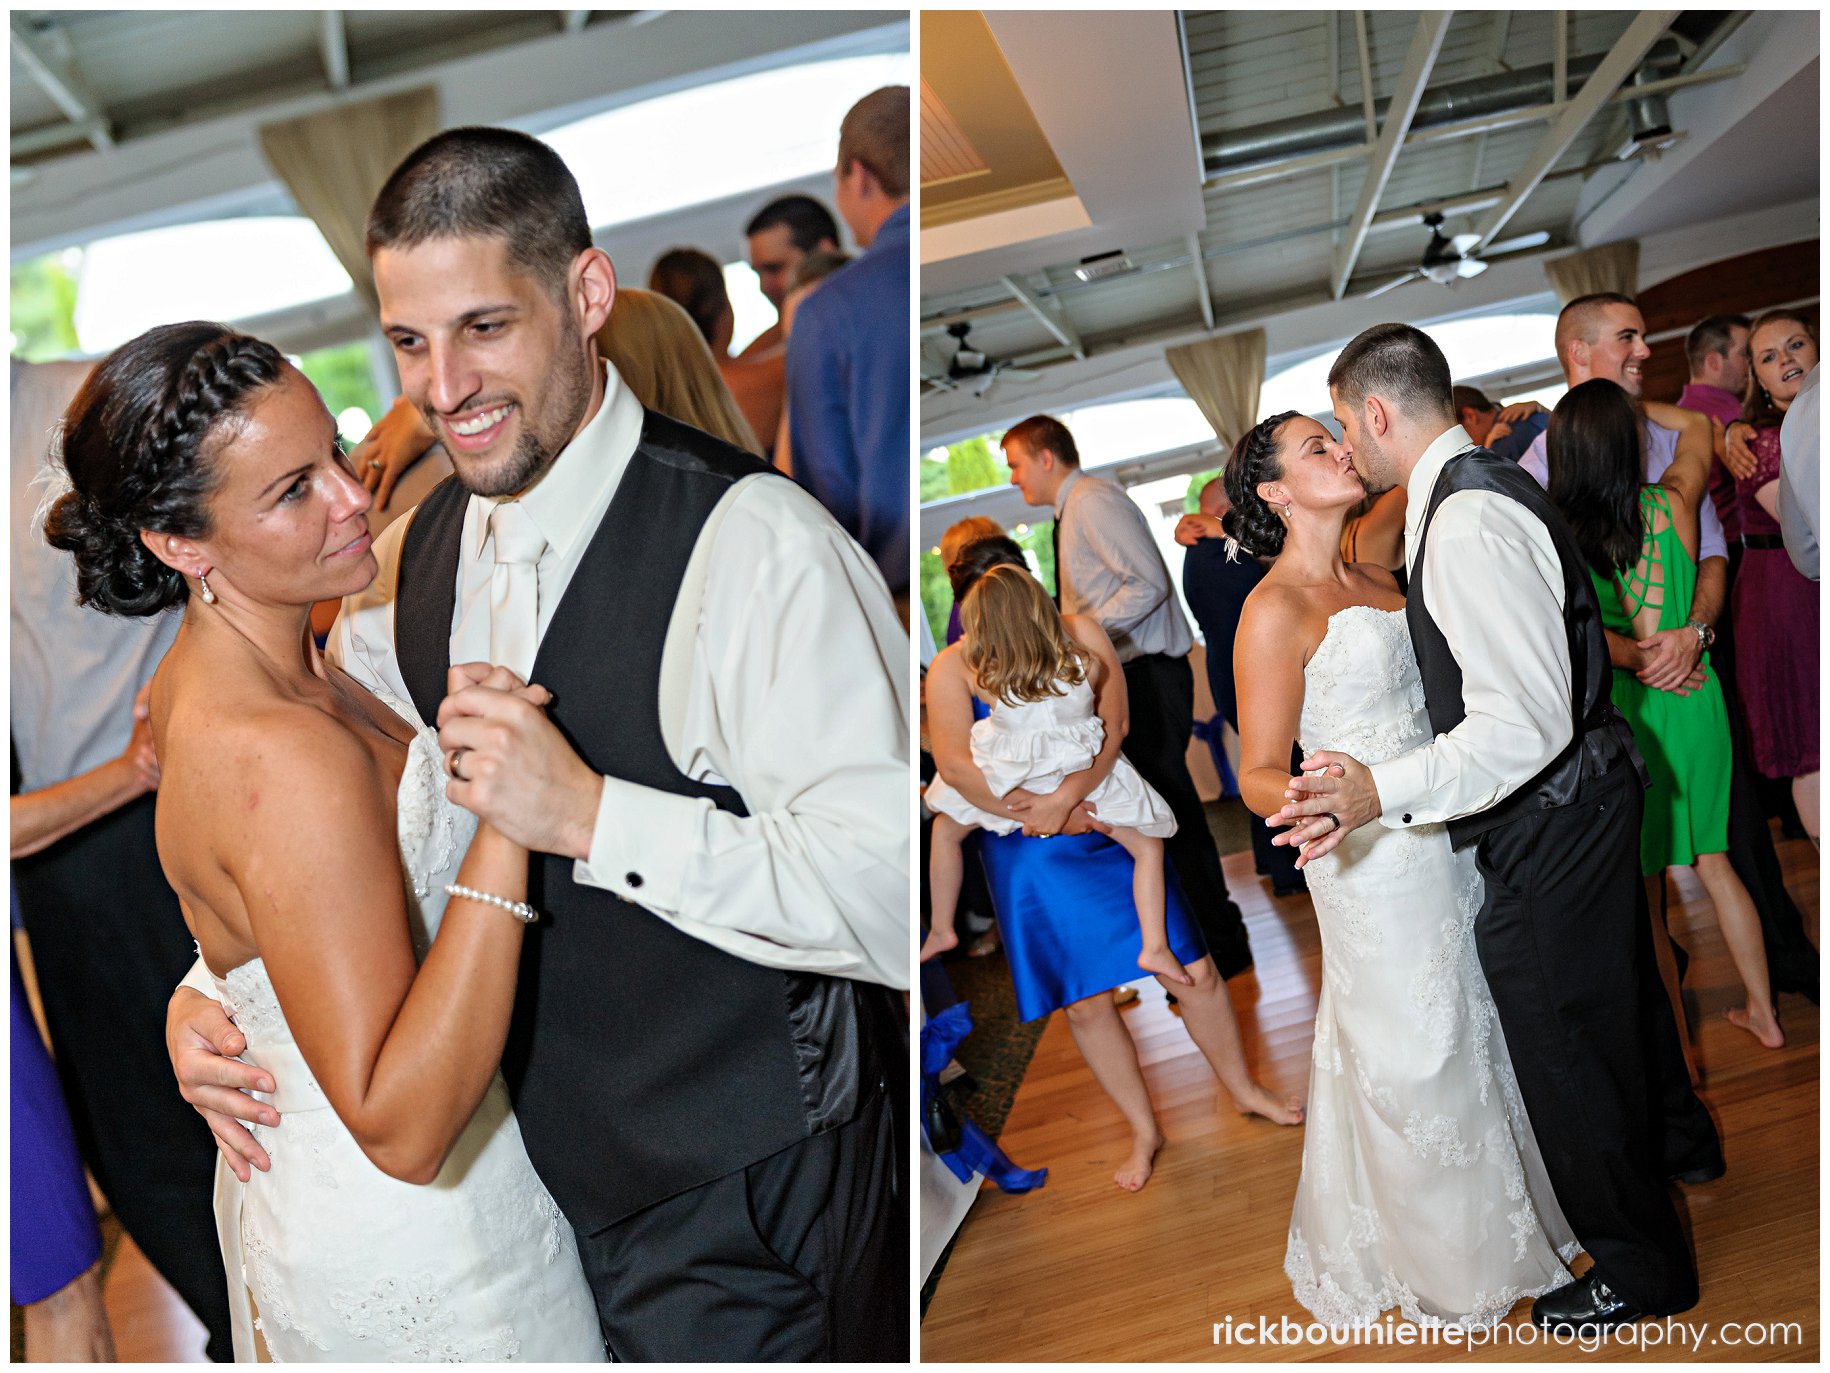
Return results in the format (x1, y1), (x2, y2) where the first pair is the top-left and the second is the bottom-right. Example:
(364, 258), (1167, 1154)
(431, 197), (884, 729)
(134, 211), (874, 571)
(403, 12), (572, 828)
(921, 838), (1819, 1363)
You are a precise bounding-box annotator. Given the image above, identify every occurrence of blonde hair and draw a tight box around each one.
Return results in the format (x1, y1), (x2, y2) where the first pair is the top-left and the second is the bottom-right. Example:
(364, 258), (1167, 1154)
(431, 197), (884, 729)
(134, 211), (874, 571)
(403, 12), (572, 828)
(960, 564), (1091, 706)
(595, 289), (762, 454)
(939, 515), (1004, 570)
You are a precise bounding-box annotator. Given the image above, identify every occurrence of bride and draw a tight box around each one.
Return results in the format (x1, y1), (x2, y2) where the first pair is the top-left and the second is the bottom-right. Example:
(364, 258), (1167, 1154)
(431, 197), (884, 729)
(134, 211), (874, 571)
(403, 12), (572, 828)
(44, 322), (605, 1361)
(1224, 410), (1576, 1328)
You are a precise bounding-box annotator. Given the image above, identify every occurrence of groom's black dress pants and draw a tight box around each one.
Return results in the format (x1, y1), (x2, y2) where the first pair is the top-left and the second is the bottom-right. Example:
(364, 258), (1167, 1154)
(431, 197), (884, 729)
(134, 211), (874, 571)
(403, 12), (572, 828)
(573, 1089), (904, 1361)
(12, 796), (236, 1360)
(1119, 652), (1249, 975)
(1471, 762), (1718, 1316)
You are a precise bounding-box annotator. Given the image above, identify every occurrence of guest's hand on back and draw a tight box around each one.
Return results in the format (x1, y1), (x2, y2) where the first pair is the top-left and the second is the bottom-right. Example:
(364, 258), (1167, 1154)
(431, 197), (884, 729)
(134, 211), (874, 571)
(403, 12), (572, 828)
(1721, 420), (1760, 480)
(350, 395), (437, 511)
(166, 987), (277, 1182)
(1173, 512), (1225, 547)
(1495, 400), (1546, 424)
(124, 681), (161, 794)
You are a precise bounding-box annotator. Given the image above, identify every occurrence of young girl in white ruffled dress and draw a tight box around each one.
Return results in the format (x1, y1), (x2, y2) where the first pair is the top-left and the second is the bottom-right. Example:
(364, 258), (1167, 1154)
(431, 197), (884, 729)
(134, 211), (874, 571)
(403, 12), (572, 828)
(921, 564), (1188, 984)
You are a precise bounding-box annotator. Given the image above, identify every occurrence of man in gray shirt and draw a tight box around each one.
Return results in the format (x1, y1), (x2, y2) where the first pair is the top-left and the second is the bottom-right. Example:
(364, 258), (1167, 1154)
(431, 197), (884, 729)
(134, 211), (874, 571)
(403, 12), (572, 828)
(1002, 415), (1251, 977)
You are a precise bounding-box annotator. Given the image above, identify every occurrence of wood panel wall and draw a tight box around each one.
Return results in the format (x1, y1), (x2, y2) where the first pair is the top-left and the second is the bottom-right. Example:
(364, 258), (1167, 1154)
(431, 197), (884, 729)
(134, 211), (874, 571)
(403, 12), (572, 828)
(1637, 238), (1820, 403)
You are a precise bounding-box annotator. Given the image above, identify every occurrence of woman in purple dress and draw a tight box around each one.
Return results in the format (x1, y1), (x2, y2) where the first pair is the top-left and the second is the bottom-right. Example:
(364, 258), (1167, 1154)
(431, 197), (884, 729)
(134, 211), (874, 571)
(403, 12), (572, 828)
(9, 691), (158, 1360)
(1731, 310), (1818, 846)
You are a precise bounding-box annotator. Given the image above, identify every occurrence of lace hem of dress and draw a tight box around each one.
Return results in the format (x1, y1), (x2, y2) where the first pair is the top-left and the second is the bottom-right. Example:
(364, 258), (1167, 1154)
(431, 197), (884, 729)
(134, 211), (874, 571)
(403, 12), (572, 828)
(1284, 1228), (1579, 1331)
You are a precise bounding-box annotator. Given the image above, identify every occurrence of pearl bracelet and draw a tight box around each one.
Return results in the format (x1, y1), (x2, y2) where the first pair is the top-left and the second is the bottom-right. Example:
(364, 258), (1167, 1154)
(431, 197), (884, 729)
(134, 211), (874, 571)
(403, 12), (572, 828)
(444, 883), (539, 925)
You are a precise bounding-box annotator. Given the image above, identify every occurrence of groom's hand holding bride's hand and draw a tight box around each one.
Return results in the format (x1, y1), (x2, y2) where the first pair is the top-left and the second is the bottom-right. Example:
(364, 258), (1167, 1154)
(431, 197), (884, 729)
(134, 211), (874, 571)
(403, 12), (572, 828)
(1272, 751), (1380, 867)
(437, 663), (602, 859)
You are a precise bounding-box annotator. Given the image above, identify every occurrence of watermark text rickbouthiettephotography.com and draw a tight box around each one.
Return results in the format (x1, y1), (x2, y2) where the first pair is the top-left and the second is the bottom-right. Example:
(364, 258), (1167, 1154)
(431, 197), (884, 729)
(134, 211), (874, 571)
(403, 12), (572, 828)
(1213, 1314), (1807, 1356)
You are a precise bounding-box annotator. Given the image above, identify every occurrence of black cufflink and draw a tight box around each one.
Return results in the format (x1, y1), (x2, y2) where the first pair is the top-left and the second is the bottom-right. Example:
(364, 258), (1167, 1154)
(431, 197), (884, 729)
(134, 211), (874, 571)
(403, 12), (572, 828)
(625, 872), (643, 889)
(1401, 813), (1412, 824)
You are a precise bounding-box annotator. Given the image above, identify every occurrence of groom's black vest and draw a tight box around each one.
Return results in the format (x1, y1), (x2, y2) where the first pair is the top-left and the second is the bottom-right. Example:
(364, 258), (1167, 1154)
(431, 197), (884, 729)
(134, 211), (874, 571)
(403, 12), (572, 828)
(1408, 446), (1643, 850)
(396, 411), (897, 1232)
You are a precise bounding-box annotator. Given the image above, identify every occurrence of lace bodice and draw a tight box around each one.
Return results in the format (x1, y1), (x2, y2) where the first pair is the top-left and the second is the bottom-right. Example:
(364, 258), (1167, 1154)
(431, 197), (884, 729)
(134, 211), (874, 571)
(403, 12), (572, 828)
(1299, 606), (1430, 766)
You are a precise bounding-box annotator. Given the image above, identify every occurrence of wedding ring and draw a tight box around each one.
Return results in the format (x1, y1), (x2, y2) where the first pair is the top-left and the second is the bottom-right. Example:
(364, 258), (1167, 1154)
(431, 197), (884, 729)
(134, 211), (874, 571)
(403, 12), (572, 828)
(367, 457), (384, 471)
(1328, 762), (1346, 778)
(1039, 831), (1054, 838)
(1323, 812), (1341, 833)
(448, 748), (470, 781)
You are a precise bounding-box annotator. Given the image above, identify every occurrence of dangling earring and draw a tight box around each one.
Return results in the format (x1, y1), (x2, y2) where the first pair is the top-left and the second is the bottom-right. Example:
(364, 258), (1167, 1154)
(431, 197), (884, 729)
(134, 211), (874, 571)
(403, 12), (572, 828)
(1282, 502), (1293, 519)
(198, 571), (216, 605)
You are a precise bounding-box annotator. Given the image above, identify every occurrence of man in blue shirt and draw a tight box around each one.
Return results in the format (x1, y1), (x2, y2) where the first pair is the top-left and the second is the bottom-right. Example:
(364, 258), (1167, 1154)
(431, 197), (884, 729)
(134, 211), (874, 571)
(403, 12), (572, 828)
(787, 86), (910, 614)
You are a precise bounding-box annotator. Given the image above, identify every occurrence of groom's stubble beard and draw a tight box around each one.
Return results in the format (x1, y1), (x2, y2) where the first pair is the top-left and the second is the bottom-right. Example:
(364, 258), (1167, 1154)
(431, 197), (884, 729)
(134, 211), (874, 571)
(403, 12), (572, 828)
(445, 313), (593, 499)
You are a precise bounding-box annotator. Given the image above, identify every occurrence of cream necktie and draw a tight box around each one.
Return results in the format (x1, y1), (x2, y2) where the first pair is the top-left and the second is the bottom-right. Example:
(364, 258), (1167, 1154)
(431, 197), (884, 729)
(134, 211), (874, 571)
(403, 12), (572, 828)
(486, 501), (547, 680)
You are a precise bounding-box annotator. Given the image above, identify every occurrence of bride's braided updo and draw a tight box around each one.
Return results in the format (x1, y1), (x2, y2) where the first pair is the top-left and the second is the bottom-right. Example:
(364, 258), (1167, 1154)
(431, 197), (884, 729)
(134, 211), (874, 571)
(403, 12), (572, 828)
(43, 322), (286, 616)
(1220, 410), (1302, 559)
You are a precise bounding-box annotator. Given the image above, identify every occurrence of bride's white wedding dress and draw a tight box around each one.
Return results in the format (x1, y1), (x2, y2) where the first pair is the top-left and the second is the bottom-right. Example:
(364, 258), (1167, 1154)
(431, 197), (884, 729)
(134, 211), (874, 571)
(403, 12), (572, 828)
(208, 700), (604, 1361)
(1284, 606), (1577, 1328)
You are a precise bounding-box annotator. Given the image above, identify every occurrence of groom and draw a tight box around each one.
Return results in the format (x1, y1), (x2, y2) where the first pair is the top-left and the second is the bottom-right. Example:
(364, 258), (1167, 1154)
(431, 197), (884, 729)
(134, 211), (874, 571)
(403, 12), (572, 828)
(166, 127), (908, 1360)
(1278, 324), (1721, 1330)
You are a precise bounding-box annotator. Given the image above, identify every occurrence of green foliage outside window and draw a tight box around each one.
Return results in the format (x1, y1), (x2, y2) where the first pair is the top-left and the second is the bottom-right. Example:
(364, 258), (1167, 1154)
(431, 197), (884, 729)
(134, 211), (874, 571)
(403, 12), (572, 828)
(10, 251), (83, 361)
(296, 341), (384, 443)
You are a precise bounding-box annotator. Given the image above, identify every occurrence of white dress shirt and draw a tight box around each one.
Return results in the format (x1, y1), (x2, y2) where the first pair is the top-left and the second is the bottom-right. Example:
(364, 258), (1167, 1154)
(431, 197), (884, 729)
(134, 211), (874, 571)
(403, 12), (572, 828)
(1368, 425), (1575, 829)
(1053, 468), (1193, 662)
(331, 363), (910, 989)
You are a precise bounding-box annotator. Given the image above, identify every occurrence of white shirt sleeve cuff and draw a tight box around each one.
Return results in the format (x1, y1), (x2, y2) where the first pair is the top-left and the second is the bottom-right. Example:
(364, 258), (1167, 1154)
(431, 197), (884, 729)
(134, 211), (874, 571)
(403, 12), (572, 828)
(178, 953), (223, 1004)
(1369, 752), (1435, 830)
(573, 774), (701, 913)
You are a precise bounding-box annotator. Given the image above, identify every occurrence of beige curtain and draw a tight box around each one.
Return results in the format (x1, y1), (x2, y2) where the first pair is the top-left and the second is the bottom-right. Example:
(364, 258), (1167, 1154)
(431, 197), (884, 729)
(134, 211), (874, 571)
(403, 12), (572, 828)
(1542, 240), (1640, 304)
(258, 88), (442, 314)
(1165, 327), (1267, 455)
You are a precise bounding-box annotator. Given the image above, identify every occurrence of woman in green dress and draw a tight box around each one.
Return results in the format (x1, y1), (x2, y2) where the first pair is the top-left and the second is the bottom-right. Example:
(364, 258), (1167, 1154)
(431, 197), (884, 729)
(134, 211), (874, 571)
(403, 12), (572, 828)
(1547, 379), (1782, 1051)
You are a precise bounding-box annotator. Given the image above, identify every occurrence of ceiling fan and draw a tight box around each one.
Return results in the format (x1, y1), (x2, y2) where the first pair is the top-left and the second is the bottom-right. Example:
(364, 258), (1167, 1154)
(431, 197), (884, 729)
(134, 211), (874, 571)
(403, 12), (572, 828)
(922, 321), (1041, 398)
(1362, 213), (1552, 299)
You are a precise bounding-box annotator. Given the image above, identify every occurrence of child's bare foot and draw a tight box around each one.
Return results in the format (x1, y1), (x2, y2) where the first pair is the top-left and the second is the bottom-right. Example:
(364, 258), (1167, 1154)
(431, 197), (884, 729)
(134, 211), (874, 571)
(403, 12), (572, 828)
(1114, 1128), (1164, 1192)
(1227, 1082), (1305, 1126)
(920, 928), (959, 962)
(1138, 946), (1193, 985)
(1725, 1004), (1785, 1049)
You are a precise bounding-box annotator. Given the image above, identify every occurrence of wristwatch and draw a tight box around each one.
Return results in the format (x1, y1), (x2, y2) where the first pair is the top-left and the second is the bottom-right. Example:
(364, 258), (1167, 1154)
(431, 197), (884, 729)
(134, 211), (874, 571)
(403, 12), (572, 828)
(1685, 617), (1715, 651)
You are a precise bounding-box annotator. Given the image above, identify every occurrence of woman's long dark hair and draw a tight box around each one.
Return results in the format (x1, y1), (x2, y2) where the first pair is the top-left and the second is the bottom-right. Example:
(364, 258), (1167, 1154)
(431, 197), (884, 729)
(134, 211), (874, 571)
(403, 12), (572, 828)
(1546, 378), (1644, 575)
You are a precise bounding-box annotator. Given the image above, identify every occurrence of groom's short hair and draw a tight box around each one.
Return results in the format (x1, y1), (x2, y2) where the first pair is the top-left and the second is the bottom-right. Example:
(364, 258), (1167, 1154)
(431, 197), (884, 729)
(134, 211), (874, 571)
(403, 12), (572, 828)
(367, 127), (592, 301)
(1327, 323), (1455, 422)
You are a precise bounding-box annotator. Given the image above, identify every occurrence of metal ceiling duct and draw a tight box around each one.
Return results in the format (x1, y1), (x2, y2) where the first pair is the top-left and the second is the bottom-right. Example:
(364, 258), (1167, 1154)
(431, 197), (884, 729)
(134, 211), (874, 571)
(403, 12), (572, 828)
(1202, 36), (1685, 177)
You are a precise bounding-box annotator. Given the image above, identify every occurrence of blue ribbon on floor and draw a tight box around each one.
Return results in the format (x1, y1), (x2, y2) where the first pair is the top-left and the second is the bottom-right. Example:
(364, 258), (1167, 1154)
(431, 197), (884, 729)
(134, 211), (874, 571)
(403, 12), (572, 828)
(1192, 714), (1239, 798)
(921, 1003), (1047, 1193)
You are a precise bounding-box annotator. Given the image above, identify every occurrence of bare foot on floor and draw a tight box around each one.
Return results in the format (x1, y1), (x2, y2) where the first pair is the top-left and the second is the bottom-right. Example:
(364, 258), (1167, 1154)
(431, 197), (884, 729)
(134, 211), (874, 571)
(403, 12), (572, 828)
(1725, 1004), (1785, 1049)
(1138, 947), (1193, 985)
(1227, 1082), (1305, 1126)
(920, 928), (959, 962)
(1114, 1129), (1164, 1192)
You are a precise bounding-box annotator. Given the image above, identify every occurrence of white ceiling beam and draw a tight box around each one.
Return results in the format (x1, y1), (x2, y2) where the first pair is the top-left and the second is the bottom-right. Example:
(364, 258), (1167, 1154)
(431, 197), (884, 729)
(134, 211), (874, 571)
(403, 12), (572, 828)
(1326, 12), (1343, 107)
(1471, 10), (1679, 252)
(1486, 11), (1513, 73)
(1330, 11), (1453, 300)
(1186, 233), (1215, 329)
(1352, 13), (1378, 142)
(1000, 272), (1086, 361)
(320, 12), (351, 90)
(10, 17), (114, 151)
(1552, 12), (1568, 103)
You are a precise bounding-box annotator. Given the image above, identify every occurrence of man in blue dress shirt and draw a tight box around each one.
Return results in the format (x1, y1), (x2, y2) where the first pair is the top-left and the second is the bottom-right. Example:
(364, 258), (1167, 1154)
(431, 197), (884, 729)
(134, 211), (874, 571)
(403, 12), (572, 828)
(787, 86), (911, 615)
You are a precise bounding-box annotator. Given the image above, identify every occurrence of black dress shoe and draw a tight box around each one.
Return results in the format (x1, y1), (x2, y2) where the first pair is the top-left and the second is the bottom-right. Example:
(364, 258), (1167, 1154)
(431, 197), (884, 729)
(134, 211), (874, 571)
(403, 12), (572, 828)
(1271, 877), (1309, 897)
(1668, 1158), (1726, 1185)
(1530, 1274), (1645, 1330)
